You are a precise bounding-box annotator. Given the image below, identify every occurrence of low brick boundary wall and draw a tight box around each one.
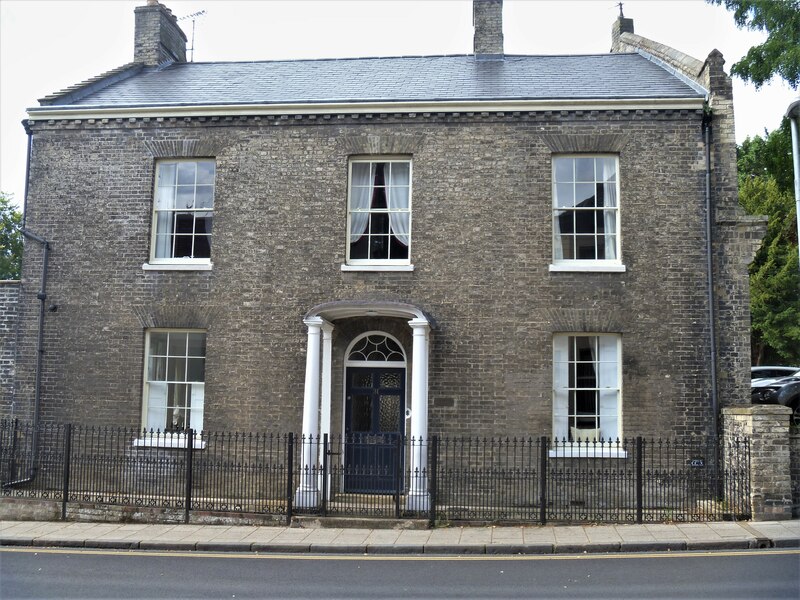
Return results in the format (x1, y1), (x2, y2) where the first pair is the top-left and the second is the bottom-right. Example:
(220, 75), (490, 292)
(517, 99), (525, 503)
(791, 431), (800, 518)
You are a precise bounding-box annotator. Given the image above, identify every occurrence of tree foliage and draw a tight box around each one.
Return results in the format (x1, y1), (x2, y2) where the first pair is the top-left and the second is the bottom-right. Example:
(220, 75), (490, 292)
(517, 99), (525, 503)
(708, 0), (800, 89)
(737, 122), (800, 364)
(0, 193), (22, 280)
(737, 119), (794, 190)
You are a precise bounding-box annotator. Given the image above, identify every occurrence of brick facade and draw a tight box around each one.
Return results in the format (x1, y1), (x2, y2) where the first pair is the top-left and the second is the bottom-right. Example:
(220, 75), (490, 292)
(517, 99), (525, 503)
(7, 106), (749, 439)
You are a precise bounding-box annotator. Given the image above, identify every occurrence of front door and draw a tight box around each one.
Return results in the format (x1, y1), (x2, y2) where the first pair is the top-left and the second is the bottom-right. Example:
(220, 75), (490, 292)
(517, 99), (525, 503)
(344, 367), (405, 493)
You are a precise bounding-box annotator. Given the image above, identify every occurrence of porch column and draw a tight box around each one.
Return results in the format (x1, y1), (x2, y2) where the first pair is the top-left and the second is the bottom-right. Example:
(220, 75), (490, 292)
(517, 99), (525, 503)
(295, 316), (324, 508)
(406, 317), (430, 511)
(318, 322), (334, 499)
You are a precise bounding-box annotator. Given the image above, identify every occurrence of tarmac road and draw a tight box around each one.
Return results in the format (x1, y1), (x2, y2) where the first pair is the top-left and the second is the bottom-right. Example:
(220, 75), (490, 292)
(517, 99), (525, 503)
(2, 547), (799, 599)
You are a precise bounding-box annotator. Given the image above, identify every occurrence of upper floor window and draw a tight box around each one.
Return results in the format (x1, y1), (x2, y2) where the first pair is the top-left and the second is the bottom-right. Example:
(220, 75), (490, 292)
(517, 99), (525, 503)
(551, 156), (623, 272)
(347, 159), (412, 267)
(150, 160), (215, 265)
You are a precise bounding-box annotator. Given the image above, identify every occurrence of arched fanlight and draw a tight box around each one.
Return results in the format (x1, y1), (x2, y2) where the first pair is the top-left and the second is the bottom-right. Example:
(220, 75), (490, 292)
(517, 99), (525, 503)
(348, 334), (404, 362)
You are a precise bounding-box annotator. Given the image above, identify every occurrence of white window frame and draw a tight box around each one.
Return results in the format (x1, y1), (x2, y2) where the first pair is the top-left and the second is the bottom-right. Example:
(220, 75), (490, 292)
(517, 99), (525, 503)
(144, 159), (215, 271)
(549, 155), (625, 273)
(138, 329), (207, 443)
(551, 333), (625, 458)
(343, 157), (413, 271)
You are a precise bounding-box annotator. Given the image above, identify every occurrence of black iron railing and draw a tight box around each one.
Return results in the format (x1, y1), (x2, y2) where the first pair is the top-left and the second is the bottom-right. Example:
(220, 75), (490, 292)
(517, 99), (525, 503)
(0, 420), (750, 525)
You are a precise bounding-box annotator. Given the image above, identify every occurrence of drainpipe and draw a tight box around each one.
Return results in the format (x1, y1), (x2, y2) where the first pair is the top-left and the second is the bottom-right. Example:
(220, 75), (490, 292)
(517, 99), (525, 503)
(702, 112), (719, 439)
(3, 126), (51, 488)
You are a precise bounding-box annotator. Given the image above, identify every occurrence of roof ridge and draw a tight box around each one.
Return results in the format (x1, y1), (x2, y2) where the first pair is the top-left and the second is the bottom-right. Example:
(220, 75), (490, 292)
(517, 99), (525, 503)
(168, 52), (642, 67)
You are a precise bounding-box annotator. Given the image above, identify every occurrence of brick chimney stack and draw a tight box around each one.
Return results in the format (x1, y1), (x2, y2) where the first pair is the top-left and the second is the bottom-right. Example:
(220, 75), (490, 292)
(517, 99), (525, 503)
(134, 1), (188, 66)
(611, 9), (634, 53)
(473, 0), (504, 60)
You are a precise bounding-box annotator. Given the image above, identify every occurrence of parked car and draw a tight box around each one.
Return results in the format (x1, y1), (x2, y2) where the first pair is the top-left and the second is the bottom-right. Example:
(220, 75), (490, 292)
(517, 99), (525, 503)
(751, 369), (800, 426)
(751, 366), (800, 382)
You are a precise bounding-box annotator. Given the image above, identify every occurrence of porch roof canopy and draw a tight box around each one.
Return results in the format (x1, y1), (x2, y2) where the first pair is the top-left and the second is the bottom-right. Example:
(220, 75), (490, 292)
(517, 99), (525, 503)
(306, 301), (435, 328)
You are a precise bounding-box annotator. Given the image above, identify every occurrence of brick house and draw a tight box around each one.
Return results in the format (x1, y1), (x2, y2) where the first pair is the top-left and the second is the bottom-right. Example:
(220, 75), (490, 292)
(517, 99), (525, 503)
(5, 0), (763, 507)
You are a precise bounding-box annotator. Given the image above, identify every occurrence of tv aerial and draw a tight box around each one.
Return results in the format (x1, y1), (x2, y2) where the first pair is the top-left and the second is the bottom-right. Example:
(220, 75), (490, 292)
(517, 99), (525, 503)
(179, 10), (207, 62)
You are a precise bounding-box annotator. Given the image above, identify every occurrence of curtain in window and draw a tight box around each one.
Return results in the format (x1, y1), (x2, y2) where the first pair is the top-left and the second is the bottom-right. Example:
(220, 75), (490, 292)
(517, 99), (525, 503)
(552, 159), (571, 261)
(601, 158), (617, 260)
(597, 336), (619, 441)
(349, 163), (373, 241)
(553, 211), (564, 261)
(155, 164), (177, 259)
(552, 336), (569, 440)
(146, 382), (167, 431)
(387, 162), (410, 246)
(189, 383), (204, 432)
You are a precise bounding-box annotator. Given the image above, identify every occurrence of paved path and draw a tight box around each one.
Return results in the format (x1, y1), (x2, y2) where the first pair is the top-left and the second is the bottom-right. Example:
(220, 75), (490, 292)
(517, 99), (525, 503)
(1, 519), (798, 555)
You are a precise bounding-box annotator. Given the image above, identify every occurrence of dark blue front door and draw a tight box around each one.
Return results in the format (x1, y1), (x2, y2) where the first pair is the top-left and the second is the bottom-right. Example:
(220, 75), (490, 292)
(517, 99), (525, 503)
(344, 367), (405, 493)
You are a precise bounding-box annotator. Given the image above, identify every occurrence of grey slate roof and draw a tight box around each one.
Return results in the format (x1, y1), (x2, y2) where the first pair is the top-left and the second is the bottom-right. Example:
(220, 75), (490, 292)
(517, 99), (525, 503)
(37, 53), (705, 109)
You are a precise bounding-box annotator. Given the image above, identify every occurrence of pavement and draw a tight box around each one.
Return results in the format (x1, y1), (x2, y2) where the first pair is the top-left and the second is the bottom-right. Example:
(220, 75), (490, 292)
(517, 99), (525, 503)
(1, 519), (799, 555)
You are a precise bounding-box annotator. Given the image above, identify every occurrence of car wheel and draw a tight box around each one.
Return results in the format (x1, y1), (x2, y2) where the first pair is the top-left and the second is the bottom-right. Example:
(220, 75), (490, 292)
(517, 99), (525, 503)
(791, 397), (800, 428)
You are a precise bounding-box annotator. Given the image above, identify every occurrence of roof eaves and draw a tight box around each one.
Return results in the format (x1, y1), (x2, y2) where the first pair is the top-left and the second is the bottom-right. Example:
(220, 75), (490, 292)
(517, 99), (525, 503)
(38, 62), (147, 107)
(26, 96), (707, 121)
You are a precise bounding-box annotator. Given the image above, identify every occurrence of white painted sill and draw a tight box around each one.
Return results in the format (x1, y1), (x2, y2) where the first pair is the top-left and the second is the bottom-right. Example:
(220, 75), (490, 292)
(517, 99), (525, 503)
(133, 435), (206, 449)
(549, 263), (626, 273)
(142, 261), (213, 272)
(341, 264), (415, 272)
(549, 446), (628, 459)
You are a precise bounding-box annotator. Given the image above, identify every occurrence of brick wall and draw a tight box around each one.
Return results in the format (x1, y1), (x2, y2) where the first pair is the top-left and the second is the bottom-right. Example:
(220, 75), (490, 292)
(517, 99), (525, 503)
(791, 431), (800, 517)
(723, 406), (793, 520)
(5, 108), (753, 440)
(0, 281), (19, 417)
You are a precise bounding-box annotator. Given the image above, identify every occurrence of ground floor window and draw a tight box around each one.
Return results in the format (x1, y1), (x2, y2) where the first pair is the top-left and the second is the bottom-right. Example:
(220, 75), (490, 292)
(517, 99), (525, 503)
(143, 330), (206, 432)
(553, 334), (620, 442)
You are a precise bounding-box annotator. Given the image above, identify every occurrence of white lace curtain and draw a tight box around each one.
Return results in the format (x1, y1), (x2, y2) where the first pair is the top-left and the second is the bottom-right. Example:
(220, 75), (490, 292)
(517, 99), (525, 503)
(387, 162), (410, 246)
(601, 158), (617, 260)
(349, 163), (373, 241)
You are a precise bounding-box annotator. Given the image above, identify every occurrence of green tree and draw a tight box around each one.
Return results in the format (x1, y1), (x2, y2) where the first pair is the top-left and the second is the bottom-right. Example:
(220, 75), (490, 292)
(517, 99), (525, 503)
(0, 193), (22, 280)
(737, 125), (800, 364)
(708, 0), (800, 89)
(737, 119), (794, 191)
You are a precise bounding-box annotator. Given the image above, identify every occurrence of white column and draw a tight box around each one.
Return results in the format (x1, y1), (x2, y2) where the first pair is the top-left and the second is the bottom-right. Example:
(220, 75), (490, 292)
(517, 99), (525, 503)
(406, 317), (430, 512)
(318, 322), (333, 500)
(295, 316), (324, 508)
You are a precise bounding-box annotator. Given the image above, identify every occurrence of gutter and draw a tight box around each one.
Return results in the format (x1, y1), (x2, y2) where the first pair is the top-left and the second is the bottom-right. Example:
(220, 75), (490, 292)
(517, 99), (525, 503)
(702, 111), (719, 438)
(4, 127), (51, 488)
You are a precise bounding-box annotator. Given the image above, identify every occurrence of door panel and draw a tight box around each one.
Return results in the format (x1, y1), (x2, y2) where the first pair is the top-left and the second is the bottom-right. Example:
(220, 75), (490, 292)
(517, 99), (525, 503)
(344, 367), (405, 493)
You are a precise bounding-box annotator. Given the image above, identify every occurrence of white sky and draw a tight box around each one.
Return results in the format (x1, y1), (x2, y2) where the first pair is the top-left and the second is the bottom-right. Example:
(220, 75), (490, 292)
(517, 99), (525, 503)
(0, 0), (795, 207)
